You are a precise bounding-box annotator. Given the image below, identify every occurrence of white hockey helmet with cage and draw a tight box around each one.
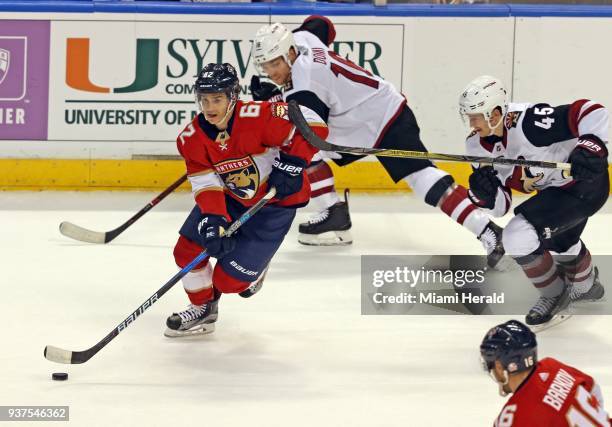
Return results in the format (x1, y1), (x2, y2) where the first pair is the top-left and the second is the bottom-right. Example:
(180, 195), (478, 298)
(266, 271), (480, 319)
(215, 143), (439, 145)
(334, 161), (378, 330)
(459, 75), (509, 133)
(252, 23), (297, 75)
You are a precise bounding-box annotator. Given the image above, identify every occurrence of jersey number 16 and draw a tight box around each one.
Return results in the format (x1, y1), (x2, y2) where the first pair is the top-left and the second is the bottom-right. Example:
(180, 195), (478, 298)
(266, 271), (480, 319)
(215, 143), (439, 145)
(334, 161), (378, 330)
(328, 51), (380, 90)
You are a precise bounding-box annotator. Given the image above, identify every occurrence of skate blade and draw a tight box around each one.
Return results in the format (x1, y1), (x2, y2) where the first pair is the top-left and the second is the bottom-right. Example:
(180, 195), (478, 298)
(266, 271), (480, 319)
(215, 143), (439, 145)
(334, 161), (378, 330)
(164, 323), (215, 338)
(528, 313), (573, 333)
(298, 230), (353, 246)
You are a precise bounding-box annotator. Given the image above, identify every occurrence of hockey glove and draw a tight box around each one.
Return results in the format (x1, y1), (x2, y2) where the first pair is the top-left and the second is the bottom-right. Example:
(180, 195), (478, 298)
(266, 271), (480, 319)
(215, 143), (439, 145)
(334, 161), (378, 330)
(250, 75), (283, 102)
(569, 137), (609, 181)
(468, 166), (502, 209)
(268, 152), (307, 199)
(197, 214), (236, 259)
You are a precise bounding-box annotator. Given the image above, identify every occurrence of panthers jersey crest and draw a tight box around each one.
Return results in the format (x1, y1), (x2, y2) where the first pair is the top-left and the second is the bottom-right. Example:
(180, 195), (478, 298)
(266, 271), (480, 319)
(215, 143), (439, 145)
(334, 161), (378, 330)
(214, 156), (260, 200)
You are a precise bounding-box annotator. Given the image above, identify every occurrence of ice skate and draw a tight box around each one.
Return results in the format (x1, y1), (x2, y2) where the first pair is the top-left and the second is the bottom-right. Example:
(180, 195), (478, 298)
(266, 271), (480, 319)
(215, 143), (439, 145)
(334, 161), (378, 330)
(298, 189), (352, 246)
(239, 267), (269, 298)
(526, 285), (571, 332)
(164, 298), (219, 338)
(570, 266), (605, 303)
(478, 221), (512, 271)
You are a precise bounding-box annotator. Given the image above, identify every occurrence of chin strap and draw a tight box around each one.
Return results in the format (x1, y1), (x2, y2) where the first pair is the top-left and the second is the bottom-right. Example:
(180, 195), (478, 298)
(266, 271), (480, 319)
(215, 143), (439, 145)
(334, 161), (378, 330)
(485, 114), (504, 137)
(281, 51), (297, 89)
(489, 369), (510, 397)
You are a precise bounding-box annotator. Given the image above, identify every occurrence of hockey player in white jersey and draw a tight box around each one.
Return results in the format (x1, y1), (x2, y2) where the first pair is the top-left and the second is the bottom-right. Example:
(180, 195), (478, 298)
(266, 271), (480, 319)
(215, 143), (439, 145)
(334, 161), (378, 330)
(250, 17), (352, 246)
(251, 16), (506, 267)
(459, 75), (609, 329)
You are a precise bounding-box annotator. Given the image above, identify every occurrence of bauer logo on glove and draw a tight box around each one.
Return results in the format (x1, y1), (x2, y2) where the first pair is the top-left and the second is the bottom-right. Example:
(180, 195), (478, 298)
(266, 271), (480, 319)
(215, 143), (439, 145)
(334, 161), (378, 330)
(268, 152), (307, 199)
(272, 158), (303, 176)
(197, 217), (209, 234)
(197, 214), (235, 258)
(576, 138), (605, 155)
(569, 136), (609, 181)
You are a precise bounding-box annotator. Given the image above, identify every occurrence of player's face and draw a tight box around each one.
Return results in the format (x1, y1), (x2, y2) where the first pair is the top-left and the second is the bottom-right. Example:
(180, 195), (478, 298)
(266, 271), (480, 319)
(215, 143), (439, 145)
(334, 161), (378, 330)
(199, 92), (231, 126)
(467, 114), (492, 137)
(468, 110), (504, 137)
(262, 56), (291, 86)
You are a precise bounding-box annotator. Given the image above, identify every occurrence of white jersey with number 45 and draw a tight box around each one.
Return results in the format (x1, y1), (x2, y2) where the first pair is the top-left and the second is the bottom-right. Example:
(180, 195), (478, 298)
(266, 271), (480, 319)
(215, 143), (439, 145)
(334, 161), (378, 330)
(285, 30), (405, 149)
(465, 99), (608, 217)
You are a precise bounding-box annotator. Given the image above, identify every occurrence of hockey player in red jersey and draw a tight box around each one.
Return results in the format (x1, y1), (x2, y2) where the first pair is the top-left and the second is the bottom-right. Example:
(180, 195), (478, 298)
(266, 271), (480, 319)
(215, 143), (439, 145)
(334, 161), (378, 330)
(460, 75), (609, 329)
(250, 17), (507, 270)
(165, 63), (326, 337)
(481, 320), (611, 426)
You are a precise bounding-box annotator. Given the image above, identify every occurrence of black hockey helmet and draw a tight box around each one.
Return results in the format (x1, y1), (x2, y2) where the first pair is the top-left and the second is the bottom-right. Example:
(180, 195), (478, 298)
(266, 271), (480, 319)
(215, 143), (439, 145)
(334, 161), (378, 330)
(194, 63), (240, 99)
(480, 320), (537, 374)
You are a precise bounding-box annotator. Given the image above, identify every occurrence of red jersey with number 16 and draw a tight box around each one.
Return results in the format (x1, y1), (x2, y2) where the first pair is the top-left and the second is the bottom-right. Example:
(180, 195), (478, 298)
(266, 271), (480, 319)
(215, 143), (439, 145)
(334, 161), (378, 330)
(176, 100), (326, 220)
(494, 357), (611, 427)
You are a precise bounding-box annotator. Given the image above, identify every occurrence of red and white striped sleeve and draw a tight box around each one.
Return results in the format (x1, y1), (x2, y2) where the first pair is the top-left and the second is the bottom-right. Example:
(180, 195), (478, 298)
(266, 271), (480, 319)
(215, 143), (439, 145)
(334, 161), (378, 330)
(568, 99), (609, 142)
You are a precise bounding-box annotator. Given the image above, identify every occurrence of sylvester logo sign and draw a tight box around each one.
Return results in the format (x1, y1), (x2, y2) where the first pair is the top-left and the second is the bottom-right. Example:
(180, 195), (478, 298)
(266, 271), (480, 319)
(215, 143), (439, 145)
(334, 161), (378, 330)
(52, 21), (394, 142)
(66, 38), (159, 93)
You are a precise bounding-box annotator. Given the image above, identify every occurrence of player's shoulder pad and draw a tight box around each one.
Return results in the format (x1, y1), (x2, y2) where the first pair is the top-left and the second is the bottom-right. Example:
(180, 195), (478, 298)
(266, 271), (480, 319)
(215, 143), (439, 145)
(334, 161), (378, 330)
(298, 104), (327, 128)
(537, 357), (560, 371)
(292, 35), (331, 77)
(237, 100), (267, 114)
(240, 100), (262, 108)
(286, 90), (330, 123)
(292, 50), (316, 75)
(294, 15), (336, 47)
(177, 115), (201, 146)
(521, 102), (574, 147)
(294, 45), (330, 77)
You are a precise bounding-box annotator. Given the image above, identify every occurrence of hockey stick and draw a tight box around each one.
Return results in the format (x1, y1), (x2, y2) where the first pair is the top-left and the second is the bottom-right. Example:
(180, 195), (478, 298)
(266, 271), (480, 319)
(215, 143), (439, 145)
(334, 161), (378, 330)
(44, 187), (277, 365)
(59, 174), (188, 244)
(287, 101), (572, 172)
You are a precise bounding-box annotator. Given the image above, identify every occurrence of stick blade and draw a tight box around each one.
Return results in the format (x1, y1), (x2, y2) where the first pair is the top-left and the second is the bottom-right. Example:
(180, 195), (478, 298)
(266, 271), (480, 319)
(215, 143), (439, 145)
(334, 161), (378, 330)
(59, 221), (107, 244)
(44, 345), (73, 364)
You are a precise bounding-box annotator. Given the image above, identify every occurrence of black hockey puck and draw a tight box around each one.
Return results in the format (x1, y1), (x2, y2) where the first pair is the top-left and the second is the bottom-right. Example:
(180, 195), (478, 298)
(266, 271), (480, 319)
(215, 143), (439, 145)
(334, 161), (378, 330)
(52, 372), (68, 381)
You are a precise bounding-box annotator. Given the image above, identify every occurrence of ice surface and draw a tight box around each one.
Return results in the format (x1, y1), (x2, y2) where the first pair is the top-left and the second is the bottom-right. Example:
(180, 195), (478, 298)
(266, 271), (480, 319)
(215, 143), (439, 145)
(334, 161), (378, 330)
(1, 191), (611, 426)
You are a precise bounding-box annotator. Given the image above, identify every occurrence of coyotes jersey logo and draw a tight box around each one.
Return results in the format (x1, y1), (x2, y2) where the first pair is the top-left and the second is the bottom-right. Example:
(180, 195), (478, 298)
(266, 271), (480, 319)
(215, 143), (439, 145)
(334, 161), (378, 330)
(214, 156), (260, 200)
(516, 166), (544, 193)
(504, 111), (522, 130)
(507, 157), (544, 193)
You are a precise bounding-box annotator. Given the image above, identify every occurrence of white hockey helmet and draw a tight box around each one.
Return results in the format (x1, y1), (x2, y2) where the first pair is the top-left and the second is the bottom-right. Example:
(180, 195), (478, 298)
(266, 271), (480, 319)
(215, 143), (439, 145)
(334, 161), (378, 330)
(459, 75), (508, 133)
(252, 23), (297, 75)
